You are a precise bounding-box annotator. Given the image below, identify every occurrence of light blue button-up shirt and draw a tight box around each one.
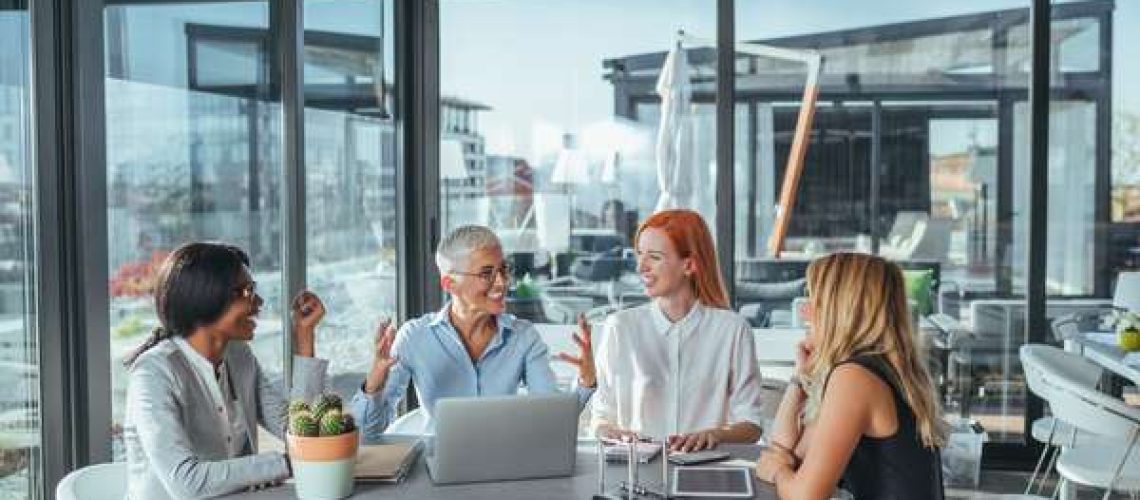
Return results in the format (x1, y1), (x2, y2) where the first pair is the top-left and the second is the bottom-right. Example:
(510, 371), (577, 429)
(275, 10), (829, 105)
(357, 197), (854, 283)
(351, 305), (594, 441)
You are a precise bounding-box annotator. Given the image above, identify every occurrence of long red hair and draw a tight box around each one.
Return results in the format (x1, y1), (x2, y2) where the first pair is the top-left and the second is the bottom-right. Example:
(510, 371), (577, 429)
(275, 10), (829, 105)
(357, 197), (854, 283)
(635, 209), (730, 309)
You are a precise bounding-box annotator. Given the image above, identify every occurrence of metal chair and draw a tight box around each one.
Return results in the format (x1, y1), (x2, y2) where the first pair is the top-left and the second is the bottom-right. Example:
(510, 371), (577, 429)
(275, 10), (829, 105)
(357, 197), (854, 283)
(1020, 344), (1104, 496)
(1022, 345), (1140, 500)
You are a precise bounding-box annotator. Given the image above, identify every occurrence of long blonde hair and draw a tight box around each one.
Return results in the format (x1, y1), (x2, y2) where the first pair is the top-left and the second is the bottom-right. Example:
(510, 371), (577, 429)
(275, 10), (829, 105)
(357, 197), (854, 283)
(802, 252), (945, 448)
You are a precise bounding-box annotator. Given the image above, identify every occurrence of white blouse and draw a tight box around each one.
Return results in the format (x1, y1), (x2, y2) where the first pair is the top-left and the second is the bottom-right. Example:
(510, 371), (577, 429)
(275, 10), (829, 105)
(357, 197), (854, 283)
(591, 302), (765, 440)
(172, 337), (250, 457)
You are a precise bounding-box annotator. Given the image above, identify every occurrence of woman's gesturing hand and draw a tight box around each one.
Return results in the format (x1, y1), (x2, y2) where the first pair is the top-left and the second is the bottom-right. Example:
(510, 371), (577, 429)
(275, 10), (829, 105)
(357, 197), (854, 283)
(363, 318), (397, 394)
(291, 291), (325, 357)
(555, 314), (597, 388)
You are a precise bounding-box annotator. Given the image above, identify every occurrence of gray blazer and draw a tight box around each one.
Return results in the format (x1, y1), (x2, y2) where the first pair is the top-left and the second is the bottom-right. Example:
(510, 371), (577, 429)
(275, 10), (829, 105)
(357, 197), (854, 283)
(124, 338), (328, 499)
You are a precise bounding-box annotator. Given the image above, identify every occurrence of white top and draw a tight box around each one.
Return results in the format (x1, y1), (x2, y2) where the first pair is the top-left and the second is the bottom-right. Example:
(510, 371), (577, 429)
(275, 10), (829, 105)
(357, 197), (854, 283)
(173, 337), (250, 457)
(591, 302), (765, 440)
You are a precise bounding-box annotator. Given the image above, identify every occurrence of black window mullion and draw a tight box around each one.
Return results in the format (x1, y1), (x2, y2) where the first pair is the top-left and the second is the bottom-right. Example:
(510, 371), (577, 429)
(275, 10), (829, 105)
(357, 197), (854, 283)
(275, 0), (305, 382)
(716, 0), (735, 303)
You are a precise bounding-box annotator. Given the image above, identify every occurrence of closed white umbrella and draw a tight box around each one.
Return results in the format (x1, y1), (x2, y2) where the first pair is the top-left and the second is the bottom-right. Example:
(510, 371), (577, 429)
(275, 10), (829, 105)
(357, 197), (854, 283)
(654, 41), (694, 212)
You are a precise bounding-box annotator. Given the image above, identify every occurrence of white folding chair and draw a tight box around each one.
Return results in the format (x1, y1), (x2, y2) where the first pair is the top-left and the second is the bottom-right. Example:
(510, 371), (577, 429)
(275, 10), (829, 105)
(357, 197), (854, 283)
(1025, 345), (1140, 500)
(1020, 344), (1104, 496)
(55, 462), (126, 500)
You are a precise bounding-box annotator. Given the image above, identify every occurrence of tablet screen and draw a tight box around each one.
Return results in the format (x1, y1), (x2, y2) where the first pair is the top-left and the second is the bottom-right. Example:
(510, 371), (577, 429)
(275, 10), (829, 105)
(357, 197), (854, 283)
(672, 467), (754, 498)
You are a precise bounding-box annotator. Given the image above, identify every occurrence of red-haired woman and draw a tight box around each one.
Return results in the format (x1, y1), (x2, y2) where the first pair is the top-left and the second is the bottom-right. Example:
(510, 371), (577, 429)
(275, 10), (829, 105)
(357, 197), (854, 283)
(591, 209), (764, 452)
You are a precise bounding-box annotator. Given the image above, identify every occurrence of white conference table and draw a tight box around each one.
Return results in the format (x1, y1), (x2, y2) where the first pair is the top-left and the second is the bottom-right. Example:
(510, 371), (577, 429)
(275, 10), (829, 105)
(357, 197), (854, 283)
(228, 442), (776, 499)
(1068, 332), (1140, 387)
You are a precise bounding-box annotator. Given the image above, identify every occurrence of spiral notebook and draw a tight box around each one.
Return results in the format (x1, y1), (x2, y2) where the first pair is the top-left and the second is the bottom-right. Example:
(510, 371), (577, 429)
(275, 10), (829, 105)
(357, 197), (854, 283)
(354, 440), (424, 483)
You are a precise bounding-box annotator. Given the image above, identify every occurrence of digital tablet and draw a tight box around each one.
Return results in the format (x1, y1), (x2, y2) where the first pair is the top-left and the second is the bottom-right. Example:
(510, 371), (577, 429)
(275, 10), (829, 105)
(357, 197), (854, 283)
(671, 466), (754, 498)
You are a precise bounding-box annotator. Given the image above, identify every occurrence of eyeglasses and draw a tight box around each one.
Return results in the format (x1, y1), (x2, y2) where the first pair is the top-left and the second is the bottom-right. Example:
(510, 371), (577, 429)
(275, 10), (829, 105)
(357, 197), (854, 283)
(450, 264), (513, 287)
(233, 282), (258, 300)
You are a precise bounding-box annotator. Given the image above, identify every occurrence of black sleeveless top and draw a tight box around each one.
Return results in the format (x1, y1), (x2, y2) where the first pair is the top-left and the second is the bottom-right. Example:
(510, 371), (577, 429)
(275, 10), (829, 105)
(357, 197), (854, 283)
(823, 355), (944, 500)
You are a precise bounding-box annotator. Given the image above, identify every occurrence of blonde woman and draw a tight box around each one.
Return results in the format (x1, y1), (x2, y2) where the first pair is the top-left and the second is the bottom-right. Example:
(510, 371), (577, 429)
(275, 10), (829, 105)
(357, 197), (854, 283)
(755, 252), (944, 499)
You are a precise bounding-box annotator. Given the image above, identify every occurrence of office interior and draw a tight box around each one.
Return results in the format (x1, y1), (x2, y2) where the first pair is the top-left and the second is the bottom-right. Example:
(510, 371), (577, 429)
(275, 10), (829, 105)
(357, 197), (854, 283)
(2, 0), (1139, 498)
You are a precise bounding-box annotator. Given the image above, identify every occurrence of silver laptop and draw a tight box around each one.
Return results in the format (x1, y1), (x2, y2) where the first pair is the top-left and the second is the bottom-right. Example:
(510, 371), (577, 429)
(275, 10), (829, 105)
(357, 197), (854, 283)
(426, 393), (578, 484)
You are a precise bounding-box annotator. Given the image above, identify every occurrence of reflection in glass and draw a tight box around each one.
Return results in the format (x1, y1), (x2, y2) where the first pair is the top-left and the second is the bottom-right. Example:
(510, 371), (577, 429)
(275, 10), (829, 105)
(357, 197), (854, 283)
(1046, 0), (1140, 459)
(303, 0), (398, 398)
(439, 0), (718, 330)
(439, 2), (718, 420)
(0, 3), (40, 498)
(720, 1), (1114, 447)
(104, 2), (281, 459)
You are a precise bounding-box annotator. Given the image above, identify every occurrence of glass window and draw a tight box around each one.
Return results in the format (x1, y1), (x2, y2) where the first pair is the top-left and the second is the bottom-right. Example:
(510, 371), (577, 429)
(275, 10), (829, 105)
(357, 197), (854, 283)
(440, 4), (718, 438)
(439, 1), (718, 404)
(302, 0), (398, 399)
(104, 2), (281, 459)
(1050, 0), (1137, 385)
(0, 2), (41, 498)
(1078, 0), (1140, 281)
(731, 0), (1036, 446)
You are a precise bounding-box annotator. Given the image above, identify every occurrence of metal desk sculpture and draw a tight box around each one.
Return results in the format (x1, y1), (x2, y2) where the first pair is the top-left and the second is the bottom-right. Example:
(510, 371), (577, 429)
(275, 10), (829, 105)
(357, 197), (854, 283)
(593, 436), (671, 499)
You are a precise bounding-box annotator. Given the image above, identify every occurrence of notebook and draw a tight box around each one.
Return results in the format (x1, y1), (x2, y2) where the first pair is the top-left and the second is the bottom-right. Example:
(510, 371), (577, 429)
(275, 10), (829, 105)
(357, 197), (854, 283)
(354, 440), (424, 483)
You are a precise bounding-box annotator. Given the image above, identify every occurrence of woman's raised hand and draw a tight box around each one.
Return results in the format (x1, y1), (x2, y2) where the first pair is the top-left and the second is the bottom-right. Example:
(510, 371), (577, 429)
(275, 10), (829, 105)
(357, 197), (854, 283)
(555, 313), (597, 388)
(290, 291), (325, 357)
(363, 317), (397, 394)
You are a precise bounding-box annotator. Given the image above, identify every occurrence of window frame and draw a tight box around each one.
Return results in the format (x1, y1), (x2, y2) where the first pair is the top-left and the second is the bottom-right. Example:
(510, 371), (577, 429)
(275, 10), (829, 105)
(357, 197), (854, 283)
(24, 0), (1072, 494)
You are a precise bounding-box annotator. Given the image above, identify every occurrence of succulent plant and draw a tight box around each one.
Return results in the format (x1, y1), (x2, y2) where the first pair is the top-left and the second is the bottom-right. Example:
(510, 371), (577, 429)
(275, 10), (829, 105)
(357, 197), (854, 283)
(312, 393), (343, 420)
(319, 409), (345, 436)
(287, 399), (311, 415)
(289, 411), (319, 437)
(341, 412), (356, 433)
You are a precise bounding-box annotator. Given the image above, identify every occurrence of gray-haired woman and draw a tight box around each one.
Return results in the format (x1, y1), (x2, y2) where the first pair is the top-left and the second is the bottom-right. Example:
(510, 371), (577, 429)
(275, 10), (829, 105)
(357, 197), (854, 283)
(350, 225), (596, 440)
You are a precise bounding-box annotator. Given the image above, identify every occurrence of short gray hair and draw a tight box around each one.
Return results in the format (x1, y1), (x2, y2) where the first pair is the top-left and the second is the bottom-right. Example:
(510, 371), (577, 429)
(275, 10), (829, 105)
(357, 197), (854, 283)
(435, 225), (502, 274)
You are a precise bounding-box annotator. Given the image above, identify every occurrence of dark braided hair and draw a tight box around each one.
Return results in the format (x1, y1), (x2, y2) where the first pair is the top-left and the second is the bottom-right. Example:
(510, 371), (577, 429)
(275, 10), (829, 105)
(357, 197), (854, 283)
(123, 242), (250, 367)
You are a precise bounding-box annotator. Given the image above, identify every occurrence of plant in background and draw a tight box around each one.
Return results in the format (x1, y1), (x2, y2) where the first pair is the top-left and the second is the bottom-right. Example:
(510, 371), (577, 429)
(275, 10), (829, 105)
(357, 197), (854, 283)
(109, 250), (170, 298)
(513, 273), (540, 299)
(1111, 309), (1140, 352)
(111, 314), (148, 339)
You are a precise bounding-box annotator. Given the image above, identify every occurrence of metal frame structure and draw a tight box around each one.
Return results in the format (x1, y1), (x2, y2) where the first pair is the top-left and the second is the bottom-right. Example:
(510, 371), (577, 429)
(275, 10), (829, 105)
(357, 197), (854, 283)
(677, 31), (825, 259)
(606, 0), (1113, 298)
(8, 0), (1112, 495)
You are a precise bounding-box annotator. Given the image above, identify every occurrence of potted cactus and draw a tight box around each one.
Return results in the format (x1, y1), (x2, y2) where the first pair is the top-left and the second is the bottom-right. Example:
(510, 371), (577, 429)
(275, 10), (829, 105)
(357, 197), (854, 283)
(287, 393), (358, 500)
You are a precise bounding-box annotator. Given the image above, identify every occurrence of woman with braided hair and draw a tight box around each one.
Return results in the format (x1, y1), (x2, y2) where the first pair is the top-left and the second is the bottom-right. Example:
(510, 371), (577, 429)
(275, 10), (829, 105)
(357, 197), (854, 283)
(123, 242), (330, 499)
